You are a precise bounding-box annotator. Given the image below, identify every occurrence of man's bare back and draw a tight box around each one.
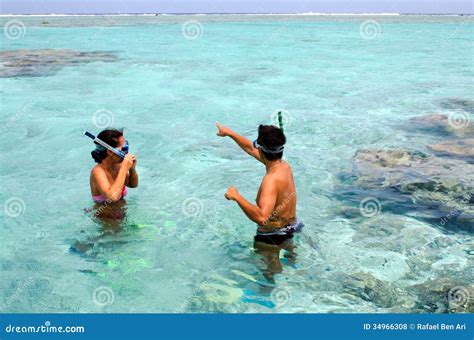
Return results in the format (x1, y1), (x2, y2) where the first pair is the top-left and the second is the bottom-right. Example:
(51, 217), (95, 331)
(256, 161), (297, 230)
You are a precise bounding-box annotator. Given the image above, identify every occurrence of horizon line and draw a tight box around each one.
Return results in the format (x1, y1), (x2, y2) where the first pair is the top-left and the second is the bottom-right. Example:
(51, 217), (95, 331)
(1, 12), (473, 16)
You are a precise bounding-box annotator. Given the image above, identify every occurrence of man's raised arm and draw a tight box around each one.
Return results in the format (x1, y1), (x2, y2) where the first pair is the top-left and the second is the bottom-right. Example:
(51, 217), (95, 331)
(216, 122), (263, 163)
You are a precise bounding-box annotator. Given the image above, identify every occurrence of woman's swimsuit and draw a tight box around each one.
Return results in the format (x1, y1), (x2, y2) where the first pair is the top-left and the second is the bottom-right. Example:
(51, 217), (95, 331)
(92, 186), (128, 203)
(254, 218), (304, 245)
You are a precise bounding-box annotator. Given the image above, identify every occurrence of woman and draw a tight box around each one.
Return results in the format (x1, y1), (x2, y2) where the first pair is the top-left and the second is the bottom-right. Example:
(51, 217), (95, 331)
(73, 128), (139, 255)
(89, 128), (139, 222)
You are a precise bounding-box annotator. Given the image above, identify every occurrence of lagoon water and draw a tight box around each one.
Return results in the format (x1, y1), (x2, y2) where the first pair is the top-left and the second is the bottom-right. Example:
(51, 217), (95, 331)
(0, 15), (473, 313)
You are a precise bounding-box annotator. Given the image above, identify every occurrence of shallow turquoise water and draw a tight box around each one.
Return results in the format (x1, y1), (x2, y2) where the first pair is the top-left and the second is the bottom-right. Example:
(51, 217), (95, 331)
(0, 15), (473, 313)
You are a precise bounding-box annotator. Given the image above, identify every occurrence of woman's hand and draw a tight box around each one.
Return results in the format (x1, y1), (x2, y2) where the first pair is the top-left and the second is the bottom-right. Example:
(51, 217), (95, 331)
(121, 154), (136, 170)
(126, 154), (139, 188)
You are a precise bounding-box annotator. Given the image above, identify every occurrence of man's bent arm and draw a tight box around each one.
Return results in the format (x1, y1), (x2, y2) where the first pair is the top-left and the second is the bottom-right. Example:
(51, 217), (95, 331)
(234, 194), (266, 225)
(233, 179), (277, 225)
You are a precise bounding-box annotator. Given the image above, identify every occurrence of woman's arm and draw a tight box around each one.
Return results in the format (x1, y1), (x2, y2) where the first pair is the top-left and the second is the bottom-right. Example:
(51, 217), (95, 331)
(126, 168), (139, 188)
(92, 154), (134, 202)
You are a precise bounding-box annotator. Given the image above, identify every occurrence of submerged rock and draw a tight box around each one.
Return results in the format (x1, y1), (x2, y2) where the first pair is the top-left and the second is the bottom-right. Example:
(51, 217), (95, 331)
(410, 114), (449, 130)
(0, 49), (117, 78)
(354, 149), (474, 189)
(352, 149), (474, 229)
(439, 98), (474, 114)
(429, 138), (474, 161)
(410, 278), (474, 313)
(409, 114), (473, 137)
(336, 272), (399, 308)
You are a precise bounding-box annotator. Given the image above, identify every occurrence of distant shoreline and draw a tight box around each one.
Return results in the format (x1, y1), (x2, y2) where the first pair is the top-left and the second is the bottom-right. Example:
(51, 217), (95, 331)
(0, 13), (472, 17)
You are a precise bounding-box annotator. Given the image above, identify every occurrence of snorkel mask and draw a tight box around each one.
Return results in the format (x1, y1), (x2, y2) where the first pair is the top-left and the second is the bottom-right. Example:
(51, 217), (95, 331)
(253, 139), (284, 154)
(84, 131), (128, 159)
(118, 140), (129, 154)
(253, 117), (286, 154)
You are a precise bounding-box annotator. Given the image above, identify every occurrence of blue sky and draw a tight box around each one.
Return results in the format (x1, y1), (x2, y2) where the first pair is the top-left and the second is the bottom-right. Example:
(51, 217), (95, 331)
(1, 0), (473, 15)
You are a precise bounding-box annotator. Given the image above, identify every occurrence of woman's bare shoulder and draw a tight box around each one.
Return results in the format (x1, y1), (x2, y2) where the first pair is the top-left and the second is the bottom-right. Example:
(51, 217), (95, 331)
(90, 164), (105, 177)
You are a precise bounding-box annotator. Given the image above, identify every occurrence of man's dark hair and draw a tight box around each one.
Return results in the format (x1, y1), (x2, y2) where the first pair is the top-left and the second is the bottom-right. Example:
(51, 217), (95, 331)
(257, 125), (286, 160)
(91, 128), (123, 163)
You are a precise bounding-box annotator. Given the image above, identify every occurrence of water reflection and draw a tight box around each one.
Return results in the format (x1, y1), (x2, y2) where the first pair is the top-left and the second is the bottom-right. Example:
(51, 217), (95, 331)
(71, 201), (128, 256)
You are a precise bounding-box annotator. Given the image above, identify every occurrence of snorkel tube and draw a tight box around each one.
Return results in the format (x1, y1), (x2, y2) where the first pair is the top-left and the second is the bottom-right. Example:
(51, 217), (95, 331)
(83, 130), (125, 159)
(278, 111), (284, 134)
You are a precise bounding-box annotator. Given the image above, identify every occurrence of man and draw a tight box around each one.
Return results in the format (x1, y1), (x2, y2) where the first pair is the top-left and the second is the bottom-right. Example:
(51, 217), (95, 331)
(216, 122), (303, 247)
